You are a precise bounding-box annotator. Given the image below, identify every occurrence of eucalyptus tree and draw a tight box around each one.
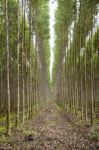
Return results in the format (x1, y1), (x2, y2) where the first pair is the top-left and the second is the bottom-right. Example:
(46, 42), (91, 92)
(21, 0), (26, 124)
(5, 0), (11, 135)
(0, 0), (4, 111)
(53, 0), (99, 125)
(16, 0), (20, 128)
(53, 0), (74, 106)
(33, 0), (50, 106)
(0, 0), (51, 135)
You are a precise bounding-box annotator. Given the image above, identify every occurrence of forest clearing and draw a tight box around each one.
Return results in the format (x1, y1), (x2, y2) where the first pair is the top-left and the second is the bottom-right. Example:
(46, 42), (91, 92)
(0, 0), (99, 149)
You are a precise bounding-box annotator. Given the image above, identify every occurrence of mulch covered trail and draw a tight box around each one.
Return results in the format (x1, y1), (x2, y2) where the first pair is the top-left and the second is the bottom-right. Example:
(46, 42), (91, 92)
(0, 104), (98, 150)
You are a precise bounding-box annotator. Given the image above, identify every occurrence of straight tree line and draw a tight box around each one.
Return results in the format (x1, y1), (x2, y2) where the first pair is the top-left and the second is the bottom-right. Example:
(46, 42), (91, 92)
(53, 0), (99, 125)
(0, 0), (51, 135)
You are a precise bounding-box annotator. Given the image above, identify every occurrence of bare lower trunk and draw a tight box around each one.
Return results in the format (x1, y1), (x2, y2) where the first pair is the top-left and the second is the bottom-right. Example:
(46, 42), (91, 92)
(6, 0), (11, 135)
(17, 0), (20, 128)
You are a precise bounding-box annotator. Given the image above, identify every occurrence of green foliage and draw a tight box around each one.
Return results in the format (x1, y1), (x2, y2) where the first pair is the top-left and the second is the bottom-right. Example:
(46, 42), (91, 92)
(0, 134), (8, 143)
(34, 0), (50, 83)
(52, 0), (74, 82)
(89, 125), (99, 141)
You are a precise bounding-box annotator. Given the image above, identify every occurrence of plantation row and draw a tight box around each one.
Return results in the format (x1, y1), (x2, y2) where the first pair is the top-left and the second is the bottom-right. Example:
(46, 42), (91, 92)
(53, 0), (99, 125)
(0, 0), (51, 135)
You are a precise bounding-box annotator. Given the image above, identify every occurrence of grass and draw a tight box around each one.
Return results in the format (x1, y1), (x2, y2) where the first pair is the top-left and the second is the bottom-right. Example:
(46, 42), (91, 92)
(19, 123), (40, 137)
(0, 134), (8, 143)
(89, 124), (99, 141)
(0, 126), (6, 135)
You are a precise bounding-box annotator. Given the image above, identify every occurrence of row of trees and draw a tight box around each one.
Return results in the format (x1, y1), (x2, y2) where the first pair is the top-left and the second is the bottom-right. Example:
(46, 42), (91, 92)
(0, 0), (51, 135)
(53, 0), (99, 125)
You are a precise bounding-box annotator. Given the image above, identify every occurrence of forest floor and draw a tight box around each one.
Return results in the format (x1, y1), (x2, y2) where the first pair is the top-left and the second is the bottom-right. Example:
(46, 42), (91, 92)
(0, 103), (99, 150)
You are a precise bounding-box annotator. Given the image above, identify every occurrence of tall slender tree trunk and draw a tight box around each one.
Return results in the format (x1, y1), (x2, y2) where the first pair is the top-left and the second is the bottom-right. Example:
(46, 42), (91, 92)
(17, 0), (20, 128)
(22, 0), (26, 124)
(90, 29), (94, 125)
(28, 0), (32, 119)
(5, 0), (11, 135)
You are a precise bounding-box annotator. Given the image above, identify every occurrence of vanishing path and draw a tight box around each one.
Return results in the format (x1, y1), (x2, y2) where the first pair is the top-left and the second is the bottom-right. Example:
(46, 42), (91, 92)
(0, 104), (97, 150)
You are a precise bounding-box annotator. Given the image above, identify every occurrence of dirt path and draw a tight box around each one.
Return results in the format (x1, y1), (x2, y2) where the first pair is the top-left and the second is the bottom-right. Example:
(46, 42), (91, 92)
(0, 104), (98, 150)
